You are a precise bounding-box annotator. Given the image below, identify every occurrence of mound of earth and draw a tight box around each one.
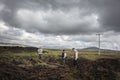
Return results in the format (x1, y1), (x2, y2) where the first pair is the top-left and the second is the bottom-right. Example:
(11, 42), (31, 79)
(0, 61), (70, 80)
(0, 46), (37, 53)
(0, 58), (120, 80)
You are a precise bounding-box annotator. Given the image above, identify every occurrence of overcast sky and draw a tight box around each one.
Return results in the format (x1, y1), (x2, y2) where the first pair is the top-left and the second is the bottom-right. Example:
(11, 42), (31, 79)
(0, 0), (120, 50)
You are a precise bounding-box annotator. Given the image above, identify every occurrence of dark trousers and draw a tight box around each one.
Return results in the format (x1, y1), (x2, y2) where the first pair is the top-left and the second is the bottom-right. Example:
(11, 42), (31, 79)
(39, 54), (42, 59)
(62, 57), (66, 64)
(73, 59), (77, 66)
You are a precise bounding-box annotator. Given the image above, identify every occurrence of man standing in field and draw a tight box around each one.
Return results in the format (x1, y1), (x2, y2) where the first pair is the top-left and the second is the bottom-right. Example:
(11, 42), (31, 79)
(38, 47), (43, 59)
(72, 48), (78, 66)
(61, 49), (67, 64)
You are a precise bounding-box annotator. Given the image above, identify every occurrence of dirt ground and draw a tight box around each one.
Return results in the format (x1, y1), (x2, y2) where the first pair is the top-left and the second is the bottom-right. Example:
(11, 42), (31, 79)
(0, 46), (120, 80)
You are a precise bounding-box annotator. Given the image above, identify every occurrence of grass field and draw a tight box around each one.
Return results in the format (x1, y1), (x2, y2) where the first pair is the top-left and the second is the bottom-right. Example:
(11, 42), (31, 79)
(0, 48), (120, 80)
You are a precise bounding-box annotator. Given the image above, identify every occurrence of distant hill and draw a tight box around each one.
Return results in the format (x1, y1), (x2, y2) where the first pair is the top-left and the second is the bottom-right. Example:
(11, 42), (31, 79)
(81, 47), (99, 51)
(80, 47), (118, 52)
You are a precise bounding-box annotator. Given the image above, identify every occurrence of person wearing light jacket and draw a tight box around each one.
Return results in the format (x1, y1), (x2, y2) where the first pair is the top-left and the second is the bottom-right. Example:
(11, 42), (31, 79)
(72, 48), (78, 66)
(38, 47), (43, 59)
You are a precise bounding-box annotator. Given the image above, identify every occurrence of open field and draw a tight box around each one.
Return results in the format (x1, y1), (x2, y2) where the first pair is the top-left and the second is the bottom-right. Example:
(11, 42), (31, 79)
(0, 46), (120, 80)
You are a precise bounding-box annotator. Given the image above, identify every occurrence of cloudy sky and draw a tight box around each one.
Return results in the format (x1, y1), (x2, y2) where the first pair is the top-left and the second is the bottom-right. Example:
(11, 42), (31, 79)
(0, 0), (120, 50)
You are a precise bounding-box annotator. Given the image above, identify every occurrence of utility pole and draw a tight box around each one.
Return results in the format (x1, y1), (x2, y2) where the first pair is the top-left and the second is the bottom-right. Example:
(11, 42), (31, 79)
(96, 33), (102, 55)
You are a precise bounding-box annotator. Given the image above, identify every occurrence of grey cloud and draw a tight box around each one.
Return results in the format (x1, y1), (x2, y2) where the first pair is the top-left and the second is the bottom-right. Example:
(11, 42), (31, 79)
(0, 0), (120, 35)
(0, 27), (23, 43)
(90, 0), (120, 32)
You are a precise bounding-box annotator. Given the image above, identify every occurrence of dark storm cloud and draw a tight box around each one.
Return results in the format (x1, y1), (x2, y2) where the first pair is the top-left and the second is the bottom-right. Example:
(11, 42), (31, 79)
(89, 0), (120, 32)
(0, 0), (120, 35)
